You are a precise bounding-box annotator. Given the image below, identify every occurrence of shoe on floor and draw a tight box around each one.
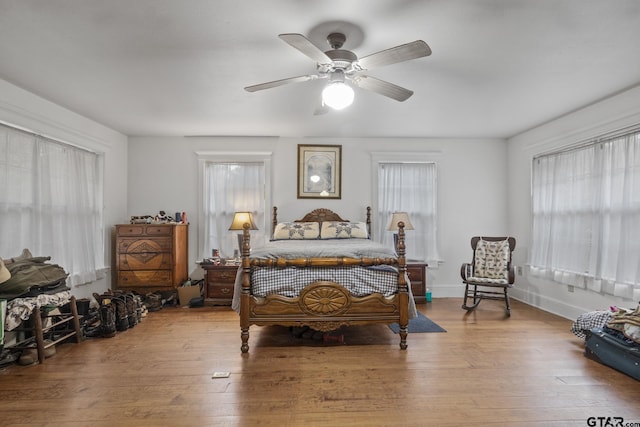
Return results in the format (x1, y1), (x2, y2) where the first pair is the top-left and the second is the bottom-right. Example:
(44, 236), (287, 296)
(18, 348), (38, 365)
(291, 326), (309, 338)
(43, 340), (56, 358)
(0, 350), (19, 366)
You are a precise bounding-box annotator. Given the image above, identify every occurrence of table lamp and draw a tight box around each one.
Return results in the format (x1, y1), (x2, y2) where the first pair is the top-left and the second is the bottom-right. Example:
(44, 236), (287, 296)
(387, 212), (414, 254)
(229, 212), (258, 257)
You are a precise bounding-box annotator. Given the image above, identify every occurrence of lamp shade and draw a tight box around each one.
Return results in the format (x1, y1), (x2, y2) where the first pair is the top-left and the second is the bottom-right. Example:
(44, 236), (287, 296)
(387, 212), (415, 231)
(228, 212), (258, 231)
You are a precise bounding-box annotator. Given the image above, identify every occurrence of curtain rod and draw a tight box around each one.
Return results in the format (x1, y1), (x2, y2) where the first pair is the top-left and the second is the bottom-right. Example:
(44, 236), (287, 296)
(534, 122), (640, 159)
(0, 121), (97, 154)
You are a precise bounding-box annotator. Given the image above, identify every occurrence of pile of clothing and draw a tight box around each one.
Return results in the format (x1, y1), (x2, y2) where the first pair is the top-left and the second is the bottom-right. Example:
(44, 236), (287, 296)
(572, 304), (640, 344)
(1, 249), (72, 366)
(0, 249), (69, 301)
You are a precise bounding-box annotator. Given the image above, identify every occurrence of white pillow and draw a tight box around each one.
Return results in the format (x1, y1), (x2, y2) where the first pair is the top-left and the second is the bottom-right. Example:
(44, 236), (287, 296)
(272, 222), (320, 240)
(320, 221), (369, 239)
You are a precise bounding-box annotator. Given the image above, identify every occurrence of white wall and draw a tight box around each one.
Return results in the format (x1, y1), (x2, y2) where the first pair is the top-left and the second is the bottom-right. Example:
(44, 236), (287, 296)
(508, 85), (640, 320)
(128, 135), (509, 293)
(0, 79), (128, 299)
(6, 74), (638, 319)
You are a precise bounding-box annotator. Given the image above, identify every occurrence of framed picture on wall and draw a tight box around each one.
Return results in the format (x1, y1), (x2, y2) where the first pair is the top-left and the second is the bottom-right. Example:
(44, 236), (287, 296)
(297, 144), (342, 199)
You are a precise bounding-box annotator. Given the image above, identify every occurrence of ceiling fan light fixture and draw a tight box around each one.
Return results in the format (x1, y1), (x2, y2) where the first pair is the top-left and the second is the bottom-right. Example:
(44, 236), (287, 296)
(246, 32), (431, 110)
(322, 81), (354, 110)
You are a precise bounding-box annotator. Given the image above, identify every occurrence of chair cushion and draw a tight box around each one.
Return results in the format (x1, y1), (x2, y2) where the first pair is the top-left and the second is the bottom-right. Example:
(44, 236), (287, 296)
(473, 238), (510, 280)
(465, 276), (509, 285)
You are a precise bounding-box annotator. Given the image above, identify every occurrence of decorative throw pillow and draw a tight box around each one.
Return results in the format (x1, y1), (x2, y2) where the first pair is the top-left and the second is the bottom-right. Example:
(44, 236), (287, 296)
(320, 221), (369, 239)
(273, 222), (320, 240)
(473, 238), (510, 280)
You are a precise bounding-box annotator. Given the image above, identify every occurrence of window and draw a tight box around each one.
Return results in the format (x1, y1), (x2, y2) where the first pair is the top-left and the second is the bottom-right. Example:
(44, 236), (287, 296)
(530, 129), (640, 300)
(0, 124), (104, 286)
(198, 152), (271, 259)
(376, 161), (439, 264)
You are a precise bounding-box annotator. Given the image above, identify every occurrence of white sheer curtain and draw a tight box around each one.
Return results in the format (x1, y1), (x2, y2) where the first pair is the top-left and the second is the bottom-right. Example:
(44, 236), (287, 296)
(377, 162), (439, 264)
(530, 130), (640, 301)
(0, 124), (103, 286)
(203, 162), (266, 258)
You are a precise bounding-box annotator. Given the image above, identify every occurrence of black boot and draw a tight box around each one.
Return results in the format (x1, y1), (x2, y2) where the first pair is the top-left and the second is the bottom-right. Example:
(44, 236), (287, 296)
(111, 296), (129, 331)
(99, 301), (117, 337)
(85, 301), (116, 338)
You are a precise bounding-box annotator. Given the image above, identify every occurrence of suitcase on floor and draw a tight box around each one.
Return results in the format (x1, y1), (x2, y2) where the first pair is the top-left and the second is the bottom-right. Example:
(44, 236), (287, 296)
(585, 327), (640, 380)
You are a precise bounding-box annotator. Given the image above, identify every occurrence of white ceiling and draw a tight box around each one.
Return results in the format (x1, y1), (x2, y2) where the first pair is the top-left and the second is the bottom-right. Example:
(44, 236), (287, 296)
(0, 0), (639, 139)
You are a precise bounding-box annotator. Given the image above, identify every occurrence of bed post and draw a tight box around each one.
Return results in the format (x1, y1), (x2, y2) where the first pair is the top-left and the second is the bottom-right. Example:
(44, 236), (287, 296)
(396, 221), (409, 350)
(240, 223), (252, 353)
(366, 206), (372, 239)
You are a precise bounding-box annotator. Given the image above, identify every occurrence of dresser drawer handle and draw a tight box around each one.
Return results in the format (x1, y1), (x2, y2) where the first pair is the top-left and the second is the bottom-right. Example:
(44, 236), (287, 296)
(221, 288), (230, 294)
(220, 273), (232, 280)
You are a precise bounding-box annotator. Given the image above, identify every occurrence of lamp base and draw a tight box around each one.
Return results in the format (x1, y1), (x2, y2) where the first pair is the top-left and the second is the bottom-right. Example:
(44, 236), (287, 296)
(237, 234), (243, 258)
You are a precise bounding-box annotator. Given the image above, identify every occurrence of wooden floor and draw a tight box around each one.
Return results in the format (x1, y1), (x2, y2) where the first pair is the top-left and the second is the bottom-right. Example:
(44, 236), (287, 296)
(1, 298), (639, 427)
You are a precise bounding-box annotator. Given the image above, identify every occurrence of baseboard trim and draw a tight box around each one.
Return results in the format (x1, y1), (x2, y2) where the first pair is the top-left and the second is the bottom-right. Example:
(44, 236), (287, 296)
(429, 284), (584, 320)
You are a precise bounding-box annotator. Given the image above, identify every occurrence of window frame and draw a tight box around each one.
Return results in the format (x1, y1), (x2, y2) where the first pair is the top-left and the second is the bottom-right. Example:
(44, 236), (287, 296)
(0, 123), (105, 285)
(371, 151), (440, 265)
(529, 128), (640, 300)
(196, 151), (272, 260)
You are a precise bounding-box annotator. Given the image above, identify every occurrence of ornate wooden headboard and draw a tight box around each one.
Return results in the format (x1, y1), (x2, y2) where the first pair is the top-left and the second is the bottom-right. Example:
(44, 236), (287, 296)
(271, 206), (372, 238)
(296, 208), (348, 223)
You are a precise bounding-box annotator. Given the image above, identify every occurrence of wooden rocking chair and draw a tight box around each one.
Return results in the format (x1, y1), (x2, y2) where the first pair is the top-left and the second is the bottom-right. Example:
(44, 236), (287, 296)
(461, 236), (516, 316)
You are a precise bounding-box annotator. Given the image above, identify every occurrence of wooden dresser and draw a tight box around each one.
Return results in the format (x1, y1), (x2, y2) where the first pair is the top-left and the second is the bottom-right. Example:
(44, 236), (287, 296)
(201, 264), (238, 305)
(406, 262), (428, 303)
(114, 223), (188, 293)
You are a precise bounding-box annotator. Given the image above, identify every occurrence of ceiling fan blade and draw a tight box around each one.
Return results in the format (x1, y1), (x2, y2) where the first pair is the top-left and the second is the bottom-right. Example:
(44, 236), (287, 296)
(357, 40), (431, 70)
(352, 75), (414, 102)
(278, 33), (332, 64)
(244, 74), (317, 92)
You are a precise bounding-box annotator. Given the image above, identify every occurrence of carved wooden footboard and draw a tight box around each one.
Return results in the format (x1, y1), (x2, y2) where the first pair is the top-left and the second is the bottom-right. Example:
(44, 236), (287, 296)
(238, 207), (409, 353)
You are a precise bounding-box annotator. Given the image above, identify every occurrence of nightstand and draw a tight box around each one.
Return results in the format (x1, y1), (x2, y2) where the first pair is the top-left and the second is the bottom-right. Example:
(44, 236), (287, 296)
(201, 264), (238, 305)
(406, 262), (428, 303)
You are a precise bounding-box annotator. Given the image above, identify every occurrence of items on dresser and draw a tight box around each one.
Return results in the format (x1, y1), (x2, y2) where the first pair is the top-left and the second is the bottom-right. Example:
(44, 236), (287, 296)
(114, 223), (188, 293)
(130, 210), (188, 225)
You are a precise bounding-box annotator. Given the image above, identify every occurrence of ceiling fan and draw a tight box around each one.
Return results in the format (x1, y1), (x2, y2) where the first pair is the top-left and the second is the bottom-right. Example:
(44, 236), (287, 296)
(244, 32), (432, 110)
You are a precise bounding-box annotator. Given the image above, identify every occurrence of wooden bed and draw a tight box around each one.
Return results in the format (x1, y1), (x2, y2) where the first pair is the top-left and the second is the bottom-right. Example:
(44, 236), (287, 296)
(237, 207), (410, 353)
